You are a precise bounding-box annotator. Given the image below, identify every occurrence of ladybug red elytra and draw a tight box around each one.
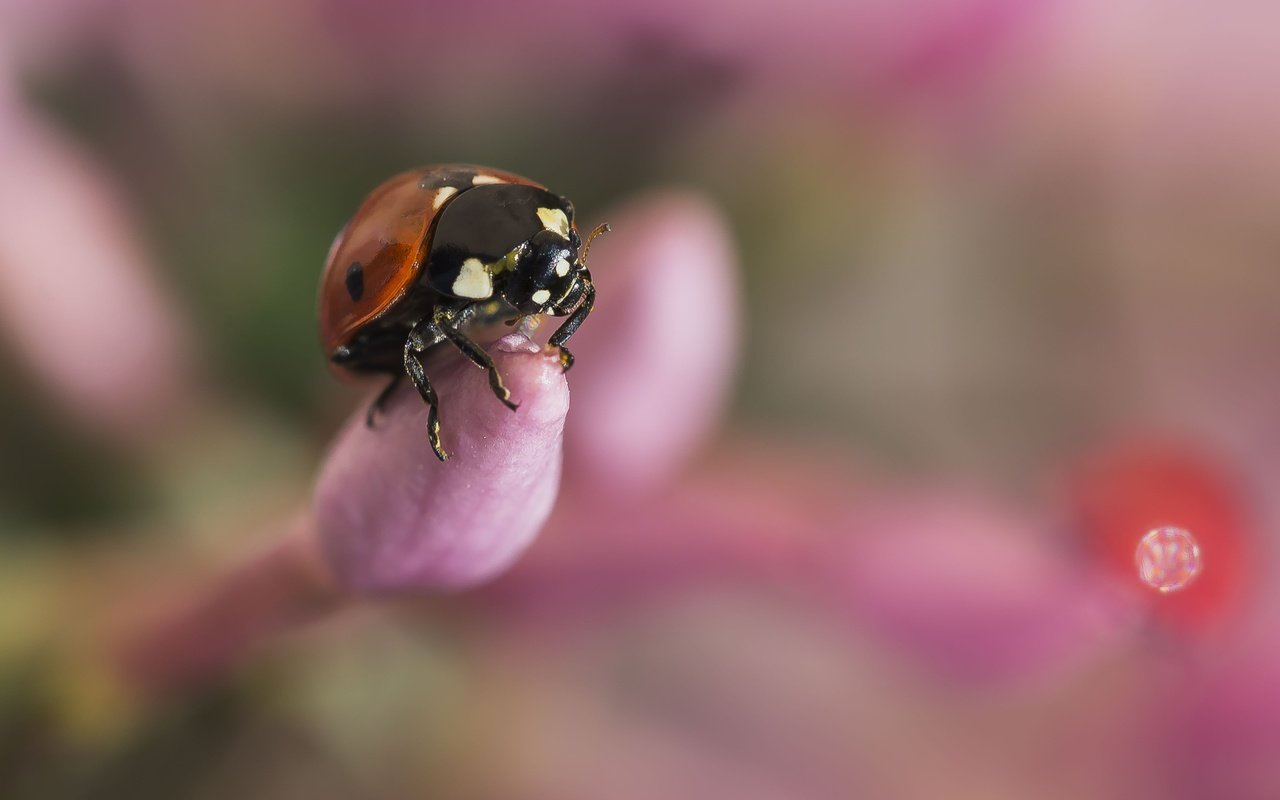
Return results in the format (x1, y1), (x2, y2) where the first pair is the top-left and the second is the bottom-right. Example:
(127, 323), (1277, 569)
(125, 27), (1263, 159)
(318, 164), (607, 461)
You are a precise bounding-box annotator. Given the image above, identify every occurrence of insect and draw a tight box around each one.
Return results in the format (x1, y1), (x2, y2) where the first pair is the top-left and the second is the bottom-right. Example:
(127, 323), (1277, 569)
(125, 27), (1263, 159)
(318, 164), (607, 461)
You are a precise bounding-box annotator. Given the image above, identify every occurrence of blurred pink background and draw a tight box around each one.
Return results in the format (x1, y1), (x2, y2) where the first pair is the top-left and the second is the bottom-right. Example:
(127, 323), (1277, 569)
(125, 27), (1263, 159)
(2, 1), (1279, 798)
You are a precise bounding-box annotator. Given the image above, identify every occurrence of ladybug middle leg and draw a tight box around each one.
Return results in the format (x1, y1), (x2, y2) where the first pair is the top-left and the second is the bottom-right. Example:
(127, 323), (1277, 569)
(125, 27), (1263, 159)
(434, 306), (519, 412)
(404, 319), (449, 461)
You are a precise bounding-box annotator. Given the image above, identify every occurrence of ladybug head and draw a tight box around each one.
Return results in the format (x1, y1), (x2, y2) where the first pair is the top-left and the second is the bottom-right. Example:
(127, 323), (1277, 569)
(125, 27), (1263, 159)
(502, 229), (581, 314)
(503, 223), (607, 316)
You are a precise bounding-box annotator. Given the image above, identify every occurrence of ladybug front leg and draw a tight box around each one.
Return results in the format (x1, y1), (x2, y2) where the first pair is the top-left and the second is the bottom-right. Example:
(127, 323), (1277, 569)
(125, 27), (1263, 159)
(434, 306), (519, 412)
(548, 279), (596, 372)
(405, 320), (450, 461)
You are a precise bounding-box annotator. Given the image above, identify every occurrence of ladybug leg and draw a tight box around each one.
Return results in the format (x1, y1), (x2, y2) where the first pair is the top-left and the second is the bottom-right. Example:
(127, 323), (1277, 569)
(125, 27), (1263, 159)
(365, 373), (404, 428)
(405, 322), (449, 461)
(434, 306), (519, 412)
(548, 279), (596, 372)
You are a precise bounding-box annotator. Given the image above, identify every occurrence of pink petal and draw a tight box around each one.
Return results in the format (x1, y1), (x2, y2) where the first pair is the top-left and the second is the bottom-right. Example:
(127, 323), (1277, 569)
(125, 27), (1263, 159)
(824, 490), (1139, 684)
(1172, 627), (1280, 799)
(314, 335), (569, 592)
(0, 83), (193, 439)
(478, 442), (866, 625)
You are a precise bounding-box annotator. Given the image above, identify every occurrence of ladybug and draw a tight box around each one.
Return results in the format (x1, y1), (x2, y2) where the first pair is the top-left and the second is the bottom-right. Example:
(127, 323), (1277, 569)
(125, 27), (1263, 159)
(319, 164), (607, 461)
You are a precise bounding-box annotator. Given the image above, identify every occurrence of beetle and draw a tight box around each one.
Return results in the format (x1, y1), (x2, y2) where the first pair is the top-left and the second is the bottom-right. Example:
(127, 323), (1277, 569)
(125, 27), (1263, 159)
(318, 164), (607, 461)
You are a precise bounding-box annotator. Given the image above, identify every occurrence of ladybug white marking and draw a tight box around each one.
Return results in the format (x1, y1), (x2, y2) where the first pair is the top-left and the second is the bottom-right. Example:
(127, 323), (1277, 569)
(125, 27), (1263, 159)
(536, 207), (570, 237)
(531, 289), (552, 305)
(432, 186), (458, 210)
(554, 256), (571, 277)
(453, 258), (494, 298)
(471, 174), (503, 186)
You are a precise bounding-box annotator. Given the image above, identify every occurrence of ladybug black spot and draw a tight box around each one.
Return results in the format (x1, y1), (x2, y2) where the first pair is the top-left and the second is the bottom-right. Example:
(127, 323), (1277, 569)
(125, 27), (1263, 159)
(345, 262), (364, 301)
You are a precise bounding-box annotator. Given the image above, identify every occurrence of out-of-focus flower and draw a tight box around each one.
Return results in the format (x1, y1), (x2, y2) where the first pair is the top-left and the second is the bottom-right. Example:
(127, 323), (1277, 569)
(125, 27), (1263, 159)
(559, 191), (740, 494)
(0, 74), (195, 442)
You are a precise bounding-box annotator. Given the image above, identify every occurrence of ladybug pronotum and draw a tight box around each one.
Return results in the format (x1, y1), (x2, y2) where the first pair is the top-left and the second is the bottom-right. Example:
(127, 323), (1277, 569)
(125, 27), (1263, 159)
(318, 164), (607, 461)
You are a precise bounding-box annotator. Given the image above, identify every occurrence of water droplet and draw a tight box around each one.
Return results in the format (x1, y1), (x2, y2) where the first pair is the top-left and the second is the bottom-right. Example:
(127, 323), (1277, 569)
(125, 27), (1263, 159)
(1135, 527), (1202, 593)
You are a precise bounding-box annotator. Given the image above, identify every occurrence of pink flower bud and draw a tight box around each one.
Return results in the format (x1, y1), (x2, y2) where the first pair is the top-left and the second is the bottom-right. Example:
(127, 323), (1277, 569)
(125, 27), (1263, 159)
(314, 335), (569, 592)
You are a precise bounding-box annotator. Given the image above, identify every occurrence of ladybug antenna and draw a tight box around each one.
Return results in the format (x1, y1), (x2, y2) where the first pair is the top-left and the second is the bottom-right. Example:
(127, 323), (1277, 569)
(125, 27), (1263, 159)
(580, 223), (611, 265)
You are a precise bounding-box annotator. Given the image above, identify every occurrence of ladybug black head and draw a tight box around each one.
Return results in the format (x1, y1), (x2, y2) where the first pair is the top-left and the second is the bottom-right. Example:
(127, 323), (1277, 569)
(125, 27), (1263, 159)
(502, 229), (585, 315)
